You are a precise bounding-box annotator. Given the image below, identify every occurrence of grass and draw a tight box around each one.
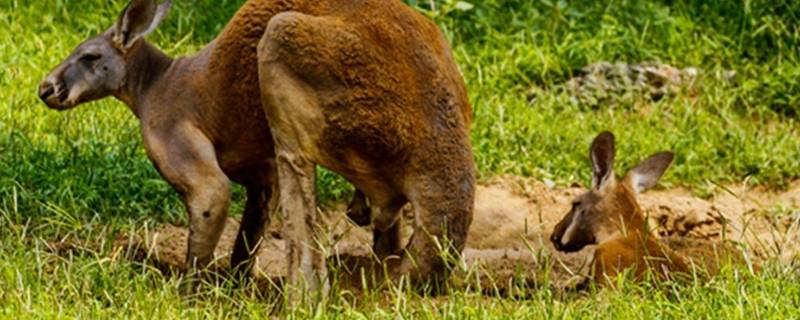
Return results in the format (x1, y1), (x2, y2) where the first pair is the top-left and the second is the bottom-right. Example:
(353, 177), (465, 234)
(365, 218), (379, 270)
(1, 0), (799, 318)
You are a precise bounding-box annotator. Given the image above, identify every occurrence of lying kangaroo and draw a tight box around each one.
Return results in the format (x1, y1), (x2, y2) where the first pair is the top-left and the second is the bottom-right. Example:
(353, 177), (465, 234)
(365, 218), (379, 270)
(256, 0), (475, 294)
(37, 0), (374, 279)
(550, 132), (691, 285)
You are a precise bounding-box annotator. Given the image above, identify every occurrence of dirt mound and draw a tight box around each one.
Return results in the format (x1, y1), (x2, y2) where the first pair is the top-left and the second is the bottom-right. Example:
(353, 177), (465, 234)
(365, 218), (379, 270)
(115, 176), (799, 289)
(642, 183), (800, 265)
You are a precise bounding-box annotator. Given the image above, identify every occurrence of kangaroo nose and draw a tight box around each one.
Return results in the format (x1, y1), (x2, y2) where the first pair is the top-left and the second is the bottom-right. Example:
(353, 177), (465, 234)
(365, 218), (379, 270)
(550, 232), (563, 250)
(38, 80), (55, 101)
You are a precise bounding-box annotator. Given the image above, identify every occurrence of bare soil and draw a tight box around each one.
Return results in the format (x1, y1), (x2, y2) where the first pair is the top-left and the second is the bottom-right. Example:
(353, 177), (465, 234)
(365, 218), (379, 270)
(113, 176), (800, 290)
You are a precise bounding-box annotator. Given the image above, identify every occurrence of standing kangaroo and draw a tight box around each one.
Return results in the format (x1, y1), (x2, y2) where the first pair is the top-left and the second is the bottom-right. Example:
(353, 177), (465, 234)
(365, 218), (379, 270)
(38, 0), (286, 278)
(550, 132), (689, 285)
(37, 0), (370, 279)
(39, 0), (475, 295)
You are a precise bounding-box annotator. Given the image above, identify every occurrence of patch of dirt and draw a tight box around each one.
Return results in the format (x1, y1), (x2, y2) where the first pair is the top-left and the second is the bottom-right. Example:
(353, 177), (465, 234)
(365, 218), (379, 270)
(113, 175), (800, 290)
(642, 182), (800, 266)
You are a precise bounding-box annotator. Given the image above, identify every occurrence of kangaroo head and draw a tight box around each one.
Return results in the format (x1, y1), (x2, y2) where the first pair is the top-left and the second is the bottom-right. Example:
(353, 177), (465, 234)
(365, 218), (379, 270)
(38, 0), (172, 110)
(551, 131), (674, 253)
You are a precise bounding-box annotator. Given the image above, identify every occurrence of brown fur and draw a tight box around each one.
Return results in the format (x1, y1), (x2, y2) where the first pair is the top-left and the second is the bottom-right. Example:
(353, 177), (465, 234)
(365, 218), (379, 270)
(38, 0), (288, 278)
(38, 0), (371, 282)
(586, 181), (691, 284)
(39, 0), (474, 298)
(551, 133), (757, 288)
(257, 0), (475, 296)
(550, 132), (690, 286)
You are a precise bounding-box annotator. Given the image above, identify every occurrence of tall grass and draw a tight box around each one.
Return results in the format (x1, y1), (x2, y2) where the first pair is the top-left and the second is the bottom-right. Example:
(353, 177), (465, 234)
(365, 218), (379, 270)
(1, 0), (799, 318)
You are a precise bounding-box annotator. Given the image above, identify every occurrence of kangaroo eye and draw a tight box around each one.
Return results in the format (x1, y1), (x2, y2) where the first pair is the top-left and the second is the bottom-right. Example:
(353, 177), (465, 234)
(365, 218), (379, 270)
(80, 53), (102, 63)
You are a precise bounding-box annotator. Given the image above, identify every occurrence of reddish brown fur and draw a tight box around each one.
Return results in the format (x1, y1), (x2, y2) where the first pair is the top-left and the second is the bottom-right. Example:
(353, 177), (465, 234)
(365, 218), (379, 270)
(550, 133), (689, 286)
(550, 133), (757, 288)
(590, 179), (757, 284)
(40, 0), (474, 298)
(40, 0), (431, 286)
(588, 180), (690, 284)
(256, 0), (475, 295)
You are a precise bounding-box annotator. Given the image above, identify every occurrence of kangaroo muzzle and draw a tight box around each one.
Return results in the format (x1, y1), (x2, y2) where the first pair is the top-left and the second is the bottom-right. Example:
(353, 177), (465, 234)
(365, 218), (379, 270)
(38, 75), (71, 110)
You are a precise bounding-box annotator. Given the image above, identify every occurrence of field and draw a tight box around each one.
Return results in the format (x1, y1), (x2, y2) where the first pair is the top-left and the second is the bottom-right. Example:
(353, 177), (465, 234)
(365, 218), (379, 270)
(1, 0), (799, 318)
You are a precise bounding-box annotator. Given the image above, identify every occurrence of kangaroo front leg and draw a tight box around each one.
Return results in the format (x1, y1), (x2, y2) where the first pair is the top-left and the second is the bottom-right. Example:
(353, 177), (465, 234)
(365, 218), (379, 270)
(394, 171), (474, 291)
(144, 124), (231, 270)
(274, 152), (329, 301)
(231, 185), (272, 278)
(185, 176), (231, 268)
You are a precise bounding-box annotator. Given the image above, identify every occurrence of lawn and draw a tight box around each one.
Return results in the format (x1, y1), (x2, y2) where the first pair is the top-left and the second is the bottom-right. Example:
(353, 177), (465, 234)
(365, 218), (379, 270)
(1, 0), (799, 318)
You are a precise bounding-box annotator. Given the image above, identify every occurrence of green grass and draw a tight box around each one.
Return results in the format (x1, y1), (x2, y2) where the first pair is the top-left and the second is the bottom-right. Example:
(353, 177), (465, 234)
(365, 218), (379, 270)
(1, 0), (799, 318)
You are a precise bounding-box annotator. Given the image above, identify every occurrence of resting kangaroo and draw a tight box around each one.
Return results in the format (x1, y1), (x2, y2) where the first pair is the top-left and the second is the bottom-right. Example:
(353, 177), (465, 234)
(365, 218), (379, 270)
(257, 0), (475, 294)
(39, 0), (475, 294)
(550, 132), (690, 285)
(38, 0), (373, 279)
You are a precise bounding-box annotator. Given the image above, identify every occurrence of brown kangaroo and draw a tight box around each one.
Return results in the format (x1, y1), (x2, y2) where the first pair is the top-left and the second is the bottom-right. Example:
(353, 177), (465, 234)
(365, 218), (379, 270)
(38, 0), (475, 295)
(256, 0), (475, 295)
(550, 132), (690, 285)
(37, 0), (373, 280)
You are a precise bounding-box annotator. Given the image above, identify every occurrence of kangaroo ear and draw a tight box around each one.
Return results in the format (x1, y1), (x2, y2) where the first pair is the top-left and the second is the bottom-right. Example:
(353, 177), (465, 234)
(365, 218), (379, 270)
(625, 151), (674, 194)
(590, 131), (616, 191)
(112, 0), (172, 49)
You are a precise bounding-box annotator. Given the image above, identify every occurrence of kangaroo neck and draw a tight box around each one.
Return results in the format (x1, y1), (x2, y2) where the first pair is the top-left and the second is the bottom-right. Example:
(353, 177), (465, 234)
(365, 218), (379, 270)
(115, 40), (174, 118)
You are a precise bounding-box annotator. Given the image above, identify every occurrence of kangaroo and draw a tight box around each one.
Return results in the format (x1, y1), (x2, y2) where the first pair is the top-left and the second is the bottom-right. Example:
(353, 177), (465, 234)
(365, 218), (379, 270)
(550, 132), (690, 285)
(37, 0), (373, 280)
(256, 0), (475, 295)
(38, 0), (475, 296)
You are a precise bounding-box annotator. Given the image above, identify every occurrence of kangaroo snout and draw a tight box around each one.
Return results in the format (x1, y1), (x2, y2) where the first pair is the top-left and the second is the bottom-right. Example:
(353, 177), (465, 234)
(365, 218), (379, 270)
(550, 233), (568, 251)
(37, 80), (54, 100)
(38, 77), (69, 110)
(550, 231), (587, 253)
(550, 227), (564, 250)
